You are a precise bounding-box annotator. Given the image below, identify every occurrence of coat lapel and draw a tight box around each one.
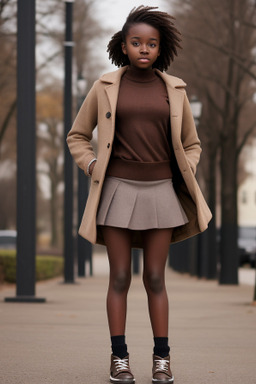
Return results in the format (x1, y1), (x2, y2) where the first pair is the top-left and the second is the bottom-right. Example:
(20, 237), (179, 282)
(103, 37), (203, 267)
(156, 70), (185, 140)
(105, 84), (119, 119)
(167, 86), (184, 136)
(100, 67), (127, 117)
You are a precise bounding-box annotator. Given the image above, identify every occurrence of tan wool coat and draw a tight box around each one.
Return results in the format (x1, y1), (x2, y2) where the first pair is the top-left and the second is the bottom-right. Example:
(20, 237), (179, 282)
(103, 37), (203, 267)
(67, 66), (212, 247)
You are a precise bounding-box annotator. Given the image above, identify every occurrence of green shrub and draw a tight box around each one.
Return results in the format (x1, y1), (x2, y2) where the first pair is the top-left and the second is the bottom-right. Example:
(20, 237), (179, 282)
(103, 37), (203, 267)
(36, 255), (63, 281)
(0, 251), (16, 283)
(0, 250), (63, 283)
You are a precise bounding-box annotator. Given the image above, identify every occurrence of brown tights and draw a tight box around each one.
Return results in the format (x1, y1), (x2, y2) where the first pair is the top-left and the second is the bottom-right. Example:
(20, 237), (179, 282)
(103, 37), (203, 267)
(102, 226), (173, 337)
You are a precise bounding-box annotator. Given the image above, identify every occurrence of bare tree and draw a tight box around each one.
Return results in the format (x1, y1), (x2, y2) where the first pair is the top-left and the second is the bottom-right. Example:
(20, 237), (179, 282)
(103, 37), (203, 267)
(168, 0), (256, 283)
(0, 0), (109, 246)
(0, 0), (16, 151)
(37, 85), (63, 248)
(0, 176), (16, 229)
(73, 0), (110, 92)
(35, 0), (109, 250)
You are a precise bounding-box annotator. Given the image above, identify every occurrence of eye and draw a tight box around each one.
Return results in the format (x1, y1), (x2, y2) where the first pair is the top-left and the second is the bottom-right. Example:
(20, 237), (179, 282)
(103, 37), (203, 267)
(132, 41), (140, 47)
(149, 43), (157, 48)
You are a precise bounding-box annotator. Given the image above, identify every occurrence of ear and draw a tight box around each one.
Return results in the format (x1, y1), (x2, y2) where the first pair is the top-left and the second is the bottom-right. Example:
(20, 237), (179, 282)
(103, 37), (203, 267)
(121, 42), (127, 55)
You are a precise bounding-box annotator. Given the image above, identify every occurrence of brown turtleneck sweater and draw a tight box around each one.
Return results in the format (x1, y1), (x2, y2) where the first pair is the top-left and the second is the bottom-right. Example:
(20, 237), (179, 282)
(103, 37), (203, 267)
(106, 67), (173, 181)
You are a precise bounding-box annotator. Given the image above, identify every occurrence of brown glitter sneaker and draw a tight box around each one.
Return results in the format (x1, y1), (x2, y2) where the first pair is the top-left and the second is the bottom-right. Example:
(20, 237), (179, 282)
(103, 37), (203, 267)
(110, 354), (135, 383)
(152, 355), (174, 383)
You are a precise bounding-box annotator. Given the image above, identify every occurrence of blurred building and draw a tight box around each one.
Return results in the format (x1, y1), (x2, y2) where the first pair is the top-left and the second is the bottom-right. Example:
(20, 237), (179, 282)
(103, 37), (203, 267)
(238, 138), (256, 227)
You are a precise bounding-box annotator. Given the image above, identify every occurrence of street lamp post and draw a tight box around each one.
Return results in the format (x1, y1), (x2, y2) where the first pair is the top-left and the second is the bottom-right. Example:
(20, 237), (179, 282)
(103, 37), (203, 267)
(132, 248), (140, 275)
(191, 96), (218, 280)
(5, 0), (45, 302)
(190, 95), (218, 280)
(169, 97), (203, 276)
(63, 0), (75, 283)
(76, 75), (92, 277)
(190, 96), (204, 278)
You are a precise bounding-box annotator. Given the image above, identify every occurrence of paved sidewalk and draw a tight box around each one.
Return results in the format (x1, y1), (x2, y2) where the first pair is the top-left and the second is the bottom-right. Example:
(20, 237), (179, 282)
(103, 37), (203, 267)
(0, 253), (256, 384)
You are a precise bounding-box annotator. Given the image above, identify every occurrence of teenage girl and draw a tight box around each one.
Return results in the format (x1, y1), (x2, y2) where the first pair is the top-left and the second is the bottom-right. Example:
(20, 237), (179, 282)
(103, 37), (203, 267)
(67, 6), (211, 384)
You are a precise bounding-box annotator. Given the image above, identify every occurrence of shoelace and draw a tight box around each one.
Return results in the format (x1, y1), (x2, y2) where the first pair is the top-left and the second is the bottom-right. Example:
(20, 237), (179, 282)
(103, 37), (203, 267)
(114, 358), (129, 372)
(155, 358), (169, 372)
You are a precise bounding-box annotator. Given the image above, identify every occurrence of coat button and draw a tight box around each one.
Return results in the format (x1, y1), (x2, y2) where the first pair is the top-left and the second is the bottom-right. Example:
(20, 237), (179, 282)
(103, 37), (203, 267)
(106, 112), (111, 118)
(107, 143), (110, 148)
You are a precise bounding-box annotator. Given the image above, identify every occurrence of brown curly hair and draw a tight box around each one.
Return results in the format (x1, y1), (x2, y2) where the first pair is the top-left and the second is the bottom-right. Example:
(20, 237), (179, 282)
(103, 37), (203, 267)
(107, 5), (182, 72)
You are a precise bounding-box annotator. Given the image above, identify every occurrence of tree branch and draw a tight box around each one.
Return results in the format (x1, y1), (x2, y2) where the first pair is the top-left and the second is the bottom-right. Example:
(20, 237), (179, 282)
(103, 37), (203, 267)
(184, 33), (256, 80)
(0, 99), (16, 145)
(36, 50), (62, 72)
(237, 122), (256, 156)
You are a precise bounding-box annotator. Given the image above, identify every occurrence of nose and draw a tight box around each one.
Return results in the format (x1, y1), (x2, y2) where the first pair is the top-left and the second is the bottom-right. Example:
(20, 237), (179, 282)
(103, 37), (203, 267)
(140, 44), (149, 53)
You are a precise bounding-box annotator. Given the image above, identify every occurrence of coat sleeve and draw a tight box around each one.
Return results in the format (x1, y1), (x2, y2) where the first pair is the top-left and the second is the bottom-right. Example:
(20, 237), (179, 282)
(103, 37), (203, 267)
(181, 91), (202, 175)
(66, 81), (98, 175)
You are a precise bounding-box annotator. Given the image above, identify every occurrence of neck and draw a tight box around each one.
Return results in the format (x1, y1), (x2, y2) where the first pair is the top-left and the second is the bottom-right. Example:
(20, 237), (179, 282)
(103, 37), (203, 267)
(129, 65), (154, 73)
(125, 66), (156, 82)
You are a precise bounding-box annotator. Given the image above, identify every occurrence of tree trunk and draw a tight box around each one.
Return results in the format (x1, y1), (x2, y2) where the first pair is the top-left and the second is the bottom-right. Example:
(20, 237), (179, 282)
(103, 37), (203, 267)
(0, 100), (16, 148)
(219, 3), (239, 284)
(219, 134), (238, 284)
(50, 159), (58, 248)
(205, 150), (217, 279)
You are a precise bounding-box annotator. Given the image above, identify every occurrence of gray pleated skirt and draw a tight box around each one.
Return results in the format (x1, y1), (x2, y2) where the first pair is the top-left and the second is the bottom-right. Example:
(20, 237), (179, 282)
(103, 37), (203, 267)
(96, 177), (188, 230)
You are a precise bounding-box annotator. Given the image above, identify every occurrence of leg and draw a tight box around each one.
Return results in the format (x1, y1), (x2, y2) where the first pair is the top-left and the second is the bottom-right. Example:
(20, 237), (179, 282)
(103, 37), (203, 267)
(102, 227), (135, 384)
(142, 229), (174, 382)
(142, 228), (173, 337)
(102, 226), (132, 336)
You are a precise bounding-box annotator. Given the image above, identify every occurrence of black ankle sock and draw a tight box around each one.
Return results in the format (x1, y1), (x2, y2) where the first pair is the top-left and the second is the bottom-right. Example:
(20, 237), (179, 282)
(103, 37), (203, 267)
(111, 335), (128, 359)
(153, 337), (170, 358)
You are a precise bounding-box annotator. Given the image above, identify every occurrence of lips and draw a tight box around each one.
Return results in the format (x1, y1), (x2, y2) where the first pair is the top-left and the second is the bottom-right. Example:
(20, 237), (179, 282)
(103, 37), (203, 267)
(138, 58), (150, 62)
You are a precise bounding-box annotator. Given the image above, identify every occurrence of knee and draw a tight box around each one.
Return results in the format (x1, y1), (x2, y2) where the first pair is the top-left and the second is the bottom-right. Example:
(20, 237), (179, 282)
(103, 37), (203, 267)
(143, 272), (165, 294)
(111, 271), (131, 294)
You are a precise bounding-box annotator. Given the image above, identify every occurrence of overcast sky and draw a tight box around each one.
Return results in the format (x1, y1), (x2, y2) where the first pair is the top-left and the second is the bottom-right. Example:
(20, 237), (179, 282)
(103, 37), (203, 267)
(37, 1), (173, 85)
(94, 0), (170, 29)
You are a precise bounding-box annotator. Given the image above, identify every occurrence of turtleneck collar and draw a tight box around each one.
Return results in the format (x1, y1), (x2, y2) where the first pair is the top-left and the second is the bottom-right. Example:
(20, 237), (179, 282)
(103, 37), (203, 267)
(124, 66), (157, 83)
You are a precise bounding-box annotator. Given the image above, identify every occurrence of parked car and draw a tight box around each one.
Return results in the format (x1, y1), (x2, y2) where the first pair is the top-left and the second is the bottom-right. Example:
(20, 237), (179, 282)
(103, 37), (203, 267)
(217, 227), (256, 268)
(0, 230), (17, 250)
(238, 247), (255, 268)
(238, 227), (256, 268)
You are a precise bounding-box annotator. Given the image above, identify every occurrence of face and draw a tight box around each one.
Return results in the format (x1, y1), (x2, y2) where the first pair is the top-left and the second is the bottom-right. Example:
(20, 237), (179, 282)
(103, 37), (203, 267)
(122, 23), (160, 70)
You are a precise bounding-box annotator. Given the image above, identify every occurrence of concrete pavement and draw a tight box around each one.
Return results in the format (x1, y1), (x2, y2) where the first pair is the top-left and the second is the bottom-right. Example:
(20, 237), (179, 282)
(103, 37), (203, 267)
(94, 247), (256, 286)
(0, 250), (256, 384)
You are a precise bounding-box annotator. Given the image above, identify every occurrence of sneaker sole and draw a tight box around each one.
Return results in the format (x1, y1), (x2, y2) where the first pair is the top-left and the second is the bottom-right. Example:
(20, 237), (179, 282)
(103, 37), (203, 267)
(110, 375), (135, 384)
(152, 376), (174, 384)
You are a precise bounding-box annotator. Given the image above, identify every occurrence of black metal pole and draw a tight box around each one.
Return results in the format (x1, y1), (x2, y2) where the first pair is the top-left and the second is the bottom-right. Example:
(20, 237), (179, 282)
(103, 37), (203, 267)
(253, 263), (256, 302)
(169, 241), (190, 274)
(5, 0), (45, 303)
(199, 225), (217, 279)
(75, 76), (93, 277)
(77, 169), (92, 276)
(64, 0), (75, 283)
(253, 228), (256, 302)
(132, 248), (140, 275)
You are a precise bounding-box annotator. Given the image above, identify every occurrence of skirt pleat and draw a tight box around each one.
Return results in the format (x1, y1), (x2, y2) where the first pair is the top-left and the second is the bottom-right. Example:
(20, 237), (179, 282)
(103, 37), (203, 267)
(97, 177), (188, 230)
